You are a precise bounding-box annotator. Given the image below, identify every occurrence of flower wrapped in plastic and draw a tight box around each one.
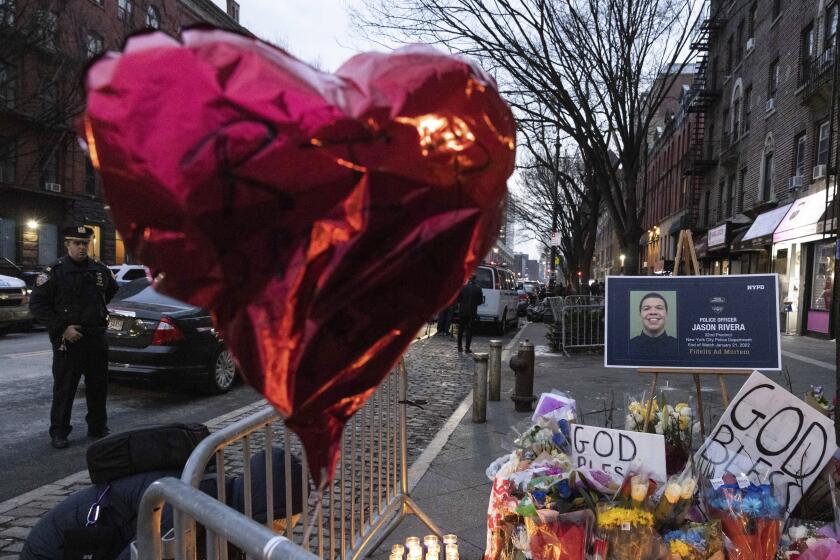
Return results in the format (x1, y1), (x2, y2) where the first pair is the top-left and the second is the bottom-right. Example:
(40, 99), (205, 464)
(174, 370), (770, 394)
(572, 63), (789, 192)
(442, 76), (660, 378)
(662, 522), (724, 560)
(594, 471), (663, 560)
(778, 520), (840, 560)
(624, 393), (694, 476)
(653, 464), (698, 529)
(524, 510), (594, 560)
(805, 385), (833, 418)
(703, 473), (782, 560)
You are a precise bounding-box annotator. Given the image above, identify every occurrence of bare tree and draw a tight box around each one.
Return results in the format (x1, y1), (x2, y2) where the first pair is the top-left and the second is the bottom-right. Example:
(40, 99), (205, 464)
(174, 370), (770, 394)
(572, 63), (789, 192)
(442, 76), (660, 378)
(352, 0), (701, 273)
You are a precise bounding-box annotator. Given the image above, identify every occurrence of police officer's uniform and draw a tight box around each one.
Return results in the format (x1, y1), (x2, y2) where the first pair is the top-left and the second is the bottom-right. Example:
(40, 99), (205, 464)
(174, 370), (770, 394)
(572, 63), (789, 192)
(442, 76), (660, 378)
(29, 226), (118, 449)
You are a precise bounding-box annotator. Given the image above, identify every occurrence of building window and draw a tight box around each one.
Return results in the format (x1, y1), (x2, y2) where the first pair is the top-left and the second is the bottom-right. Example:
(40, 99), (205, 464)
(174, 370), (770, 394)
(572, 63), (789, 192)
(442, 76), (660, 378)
(726, 36), (733, 75)
(761, 150), (774, 200)
(703, 190), (711, 226)
(86, 32), (103, 58)
(0, 136), (14, 183)
(227, 0), (239, 22)
(811, 241), (835, 311)
(0, 61), (14, 109)
(817, 120), (830, 166)
(85, 157), (96, 195)
(0, 218), (16, 261)
(802, 23), (815, 64)
(748, 4), (757, 38)
(772, 0), (782, 19)
(732, 87), (742, 139)
(728, 175), (736, 217)
(743, 85), (752, 132)
(738, 167), (747, 211)
(39, 79), (56, 115)
(36, 10), (58, 50)
(146, 5), (160, 29)
(41, 149), (58, 186)
(827, 3), (838, 50)
(736, 20), (745, 63)
(722, 108), (730, 146)
(0, 0), (14, 26)
(719, 180), (727, 222)
(118, 0), (133, 22)
(794, 132), (807, 177)
(768, 58), (779, 100)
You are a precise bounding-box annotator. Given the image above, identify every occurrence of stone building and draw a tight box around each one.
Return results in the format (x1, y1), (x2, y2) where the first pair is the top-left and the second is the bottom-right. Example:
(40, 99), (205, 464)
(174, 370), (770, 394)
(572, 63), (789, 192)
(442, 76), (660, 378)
(0, 0), (246, 272)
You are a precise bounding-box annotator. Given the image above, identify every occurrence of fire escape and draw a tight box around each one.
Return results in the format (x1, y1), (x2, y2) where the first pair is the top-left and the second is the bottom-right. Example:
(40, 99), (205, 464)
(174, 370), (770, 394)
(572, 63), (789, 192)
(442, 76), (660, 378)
(684, 13), (723, 229)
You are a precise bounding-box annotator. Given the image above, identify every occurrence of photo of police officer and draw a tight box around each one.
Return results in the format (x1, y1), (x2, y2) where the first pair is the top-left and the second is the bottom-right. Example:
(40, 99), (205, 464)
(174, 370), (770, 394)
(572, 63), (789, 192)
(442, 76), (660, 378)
(628, 291), (678, 357)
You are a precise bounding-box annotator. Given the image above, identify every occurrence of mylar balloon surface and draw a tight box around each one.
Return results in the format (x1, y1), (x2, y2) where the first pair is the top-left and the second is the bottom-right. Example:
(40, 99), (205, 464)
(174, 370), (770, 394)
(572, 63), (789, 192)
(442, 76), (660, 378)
(83, 28), (515, 484)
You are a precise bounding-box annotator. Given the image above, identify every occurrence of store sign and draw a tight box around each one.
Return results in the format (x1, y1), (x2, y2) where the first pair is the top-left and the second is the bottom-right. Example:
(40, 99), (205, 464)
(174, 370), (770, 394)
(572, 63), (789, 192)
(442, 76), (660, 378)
(695, 371), (837, 514)
(572, 424), (667, 483)
(550, 232), (561, 246)
(707, 224), (727, 249)
(605, 275), (781, 369)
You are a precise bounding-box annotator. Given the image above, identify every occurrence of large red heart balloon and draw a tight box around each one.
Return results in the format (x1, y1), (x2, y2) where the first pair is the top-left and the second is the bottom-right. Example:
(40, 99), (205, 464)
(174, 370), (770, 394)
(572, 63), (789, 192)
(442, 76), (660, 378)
(83, 29), (515, 484)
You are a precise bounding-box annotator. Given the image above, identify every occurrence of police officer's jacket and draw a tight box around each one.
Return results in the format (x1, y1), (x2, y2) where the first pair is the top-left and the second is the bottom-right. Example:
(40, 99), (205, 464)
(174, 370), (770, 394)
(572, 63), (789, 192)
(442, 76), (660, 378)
(29, 256), (119, 343)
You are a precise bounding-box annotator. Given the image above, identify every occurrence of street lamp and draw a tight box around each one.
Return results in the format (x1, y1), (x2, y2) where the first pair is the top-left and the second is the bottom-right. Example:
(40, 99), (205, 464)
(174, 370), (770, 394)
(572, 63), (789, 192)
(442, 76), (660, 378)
(26, 220), (39, 230)
(619, 254), (626, 275)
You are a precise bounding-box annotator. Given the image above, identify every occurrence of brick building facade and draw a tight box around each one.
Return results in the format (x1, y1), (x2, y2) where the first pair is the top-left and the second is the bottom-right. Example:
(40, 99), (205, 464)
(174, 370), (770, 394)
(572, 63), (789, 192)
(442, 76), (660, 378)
(695, 0), (838, 336)
(0, 0), (246, 272)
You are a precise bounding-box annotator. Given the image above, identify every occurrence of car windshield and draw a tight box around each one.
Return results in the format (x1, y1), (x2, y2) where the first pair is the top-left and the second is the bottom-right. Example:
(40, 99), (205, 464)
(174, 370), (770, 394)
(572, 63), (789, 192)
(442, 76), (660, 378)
(113, 278), (192, 309)
(523, 284), (537, 293)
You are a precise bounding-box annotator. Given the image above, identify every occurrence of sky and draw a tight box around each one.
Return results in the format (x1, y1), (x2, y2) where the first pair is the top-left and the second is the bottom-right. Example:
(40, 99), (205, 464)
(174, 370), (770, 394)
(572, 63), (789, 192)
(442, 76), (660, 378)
(207, 1), (540, 259)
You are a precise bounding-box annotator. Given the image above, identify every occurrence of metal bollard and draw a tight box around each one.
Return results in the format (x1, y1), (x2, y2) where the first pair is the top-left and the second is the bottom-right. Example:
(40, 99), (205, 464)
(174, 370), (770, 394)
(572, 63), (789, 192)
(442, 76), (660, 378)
(509, 340), (537, 412)
(488, 340), (502, 401)
(472, 353), (489, 423)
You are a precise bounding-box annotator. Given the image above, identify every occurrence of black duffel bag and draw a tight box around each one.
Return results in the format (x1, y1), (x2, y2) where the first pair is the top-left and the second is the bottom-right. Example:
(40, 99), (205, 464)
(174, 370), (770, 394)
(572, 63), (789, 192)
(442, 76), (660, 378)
(86, 423), (210, 484)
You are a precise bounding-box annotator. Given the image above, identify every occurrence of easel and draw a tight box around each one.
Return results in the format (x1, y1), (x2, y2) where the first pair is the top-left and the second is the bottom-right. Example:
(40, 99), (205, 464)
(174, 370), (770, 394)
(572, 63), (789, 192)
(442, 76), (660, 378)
(639, 229), (752, 438)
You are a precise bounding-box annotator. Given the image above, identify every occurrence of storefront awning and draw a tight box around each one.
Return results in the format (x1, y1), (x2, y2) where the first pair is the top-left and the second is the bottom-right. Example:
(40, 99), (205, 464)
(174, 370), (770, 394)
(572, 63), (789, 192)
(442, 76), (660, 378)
(694, 234), (708, 258)
(738, 203), (792, 248)
(774, 191), (833, 243)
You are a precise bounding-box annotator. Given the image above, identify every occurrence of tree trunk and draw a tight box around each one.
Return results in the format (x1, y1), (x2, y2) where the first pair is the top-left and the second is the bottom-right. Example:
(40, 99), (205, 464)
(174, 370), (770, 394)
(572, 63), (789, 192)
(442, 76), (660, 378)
(620, 234), (642, 275)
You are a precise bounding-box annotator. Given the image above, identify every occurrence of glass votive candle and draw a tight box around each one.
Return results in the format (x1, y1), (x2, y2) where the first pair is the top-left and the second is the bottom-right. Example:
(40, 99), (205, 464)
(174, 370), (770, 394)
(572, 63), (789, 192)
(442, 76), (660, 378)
(424, 535), (439, 547)
(443, 534), (458, 545)
(445, 543), (459, 560)
(406, 537), (421, 549)
(391, 544), (405, 559)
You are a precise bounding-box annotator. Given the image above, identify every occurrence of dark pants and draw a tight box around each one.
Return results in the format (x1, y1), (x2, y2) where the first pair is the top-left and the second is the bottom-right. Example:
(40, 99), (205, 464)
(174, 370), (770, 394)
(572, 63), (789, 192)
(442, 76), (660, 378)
(50, 336), (108, 438)
(457, 316), (474, 350)
(436, 306), (453, 335)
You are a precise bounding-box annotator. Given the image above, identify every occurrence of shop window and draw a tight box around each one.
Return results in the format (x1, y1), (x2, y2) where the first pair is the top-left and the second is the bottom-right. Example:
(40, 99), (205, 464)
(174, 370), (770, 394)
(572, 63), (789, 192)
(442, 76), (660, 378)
(811, 241), (835, 310)
(84, 224), (101, 261)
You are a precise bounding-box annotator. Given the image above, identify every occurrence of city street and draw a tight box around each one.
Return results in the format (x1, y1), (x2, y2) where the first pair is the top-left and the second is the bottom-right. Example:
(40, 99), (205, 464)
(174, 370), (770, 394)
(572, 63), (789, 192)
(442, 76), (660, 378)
(0, 329), (263, 502)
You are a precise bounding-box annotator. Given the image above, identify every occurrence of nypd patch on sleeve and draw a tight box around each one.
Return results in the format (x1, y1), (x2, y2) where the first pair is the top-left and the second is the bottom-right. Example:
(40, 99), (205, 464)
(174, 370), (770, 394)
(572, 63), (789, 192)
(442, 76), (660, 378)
(36, 272), (49, 286)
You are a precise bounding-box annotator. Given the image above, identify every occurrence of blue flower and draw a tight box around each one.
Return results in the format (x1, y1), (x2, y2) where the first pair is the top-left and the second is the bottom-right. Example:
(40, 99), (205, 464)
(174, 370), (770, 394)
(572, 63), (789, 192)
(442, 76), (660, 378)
(532, 490), (547, 506)
(710, 498), (729, 511)
(556, 479), (572, 499)
(741, 496), (763, 516)
(552, 432), (567, 447)
(663, 530), (684, 543)
(558, 419), (570, 437)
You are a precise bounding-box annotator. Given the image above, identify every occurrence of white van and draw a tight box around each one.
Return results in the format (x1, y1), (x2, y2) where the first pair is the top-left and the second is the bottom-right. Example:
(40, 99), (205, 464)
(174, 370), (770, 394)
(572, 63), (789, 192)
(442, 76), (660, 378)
(474, 265), (518, 333)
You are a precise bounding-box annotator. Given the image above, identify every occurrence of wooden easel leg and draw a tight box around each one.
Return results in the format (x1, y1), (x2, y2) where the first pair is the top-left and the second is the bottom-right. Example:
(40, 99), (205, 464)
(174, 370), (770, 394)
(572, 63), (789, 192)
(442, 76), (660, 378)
(693, 374), (705, 438)
(643, 373), (659, 432)
(717, 375), (730, 407)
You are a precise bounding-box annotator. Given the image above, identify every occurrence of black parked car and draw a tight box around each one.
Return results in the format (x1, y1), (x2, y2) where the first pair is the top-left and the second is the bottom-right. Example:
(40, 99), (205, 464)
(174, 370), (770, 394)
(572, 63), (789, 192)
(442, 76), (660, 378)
(106, 279), (238, 393)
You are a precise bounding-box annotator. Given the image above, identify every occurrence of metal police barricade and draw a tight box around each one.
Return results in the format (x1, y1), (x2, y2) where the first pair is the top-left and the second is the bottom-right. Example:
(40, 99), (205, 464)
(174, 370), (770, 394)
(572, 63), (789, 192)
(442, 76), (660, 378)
(558, 295), (605, 356)
(134, 359), (440, 560)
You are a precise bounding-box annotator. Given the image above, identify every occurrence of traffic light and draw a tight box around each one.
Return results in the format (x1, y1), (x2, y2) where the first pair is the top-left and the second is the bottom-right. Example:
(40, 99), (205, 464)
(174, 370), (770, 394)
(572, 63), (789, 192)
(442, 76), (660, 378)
(577, 270), (582, 278)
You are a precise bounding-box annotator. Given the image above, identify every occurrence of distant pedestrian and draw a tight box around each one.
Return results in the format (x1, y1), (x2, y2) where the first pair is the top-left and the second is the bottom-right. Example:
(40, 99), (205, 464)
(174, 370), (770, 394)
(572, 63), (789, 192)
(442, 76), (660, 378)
(457, 274), (484, 353)
(436, 304), (454, 337)
(29, 226), (118, 449)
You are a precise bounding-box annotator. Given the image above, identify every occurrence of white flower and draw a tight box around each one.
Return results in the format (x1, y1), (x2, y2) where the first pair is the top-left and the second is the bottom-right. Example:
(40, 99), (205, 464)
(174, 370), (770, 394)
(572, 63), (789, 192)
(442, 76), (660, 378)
(625, 414), (637, 430)
(679, 407), (692, 418)
(789, 525), (808, 541)
(655, 423), (664, 435)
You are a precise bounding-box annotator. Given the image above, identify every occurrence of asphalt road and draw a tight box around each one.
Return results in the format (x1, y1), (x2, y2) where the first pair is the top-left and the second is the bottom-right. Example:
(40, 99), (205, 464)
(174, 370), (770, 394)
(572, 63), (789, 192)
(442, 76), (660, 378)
(0, 329), (263, 502)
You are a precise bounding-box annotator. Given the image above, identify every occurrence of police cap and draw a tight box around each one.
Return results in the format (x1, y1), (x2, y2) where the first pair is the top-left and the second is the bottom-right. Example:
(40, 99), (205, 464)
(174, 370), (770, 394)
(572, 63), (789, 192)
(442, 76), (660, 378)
(62, 226), (94, 241)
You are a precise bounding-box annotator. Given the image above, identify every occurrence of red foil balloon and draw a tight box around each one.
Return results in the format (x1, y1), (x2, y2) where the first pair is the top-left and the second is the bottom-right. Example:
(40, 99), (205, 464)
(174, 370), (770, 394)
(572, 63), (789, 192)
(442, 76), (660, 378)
(83, 29), (515, 484)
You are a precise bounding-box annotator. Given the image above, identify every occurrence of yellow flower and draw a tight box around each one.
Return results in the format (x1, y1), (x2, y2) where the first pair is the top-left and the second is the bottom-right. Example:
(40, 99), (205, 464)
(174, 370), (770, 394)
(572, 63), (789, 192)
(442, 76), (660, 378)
(597, 507), (654, 528)
(675, 403), (689, 413)
(669, 540), (691, 556)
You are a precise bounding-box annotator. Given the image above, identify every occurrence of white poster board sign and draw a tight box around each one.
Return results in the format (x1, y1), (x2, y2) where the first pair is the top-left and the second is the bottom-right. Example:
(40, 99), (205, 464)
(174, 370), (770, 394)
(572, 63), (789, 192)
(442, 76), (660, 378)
(572, 424), (667, 483)
(695, 371), (837, 514)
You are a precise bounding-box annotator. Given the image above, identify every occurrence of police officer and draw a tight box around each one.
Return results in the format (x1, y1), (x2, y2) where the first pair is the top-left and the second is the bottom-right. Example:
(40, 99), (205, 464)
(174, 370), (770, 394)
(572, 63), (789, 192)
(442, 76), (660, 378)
(29, 226), (118, 449)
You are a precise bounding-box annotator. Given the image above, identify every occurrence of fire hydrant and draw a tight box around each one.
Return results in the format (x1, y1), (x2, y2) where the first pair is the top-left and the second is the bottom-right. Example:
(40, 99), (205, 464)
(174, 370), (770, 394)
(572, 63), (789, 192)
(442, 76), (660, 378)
(509, 340), (537, 412)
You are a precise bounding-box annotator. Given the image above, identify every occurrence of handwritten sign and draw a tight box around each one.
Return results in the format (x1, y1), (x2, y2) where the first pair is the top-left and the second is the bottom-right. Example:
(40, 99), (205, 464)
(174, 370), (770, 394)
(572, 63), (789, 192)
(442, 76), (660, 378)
(695, 371), (837, 513)
(572, 424), (667, 483)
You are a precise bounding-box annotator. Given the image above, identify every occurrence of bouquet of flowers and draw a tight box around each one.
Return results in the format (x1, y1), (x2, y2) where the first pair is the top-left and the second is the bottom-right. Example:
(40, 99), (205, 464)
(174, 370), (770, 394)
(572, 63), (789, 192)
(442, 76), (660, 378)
(805, 386), (833, 418)
(778, 520), (840, 560)
(524, 510), (594, 560)
(653, 465), (698, 529)
(662, 522), (724, 560)
(624, 393), (694, 476)
(594, 471), (663, 560)
(703, 474), (782, 560)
